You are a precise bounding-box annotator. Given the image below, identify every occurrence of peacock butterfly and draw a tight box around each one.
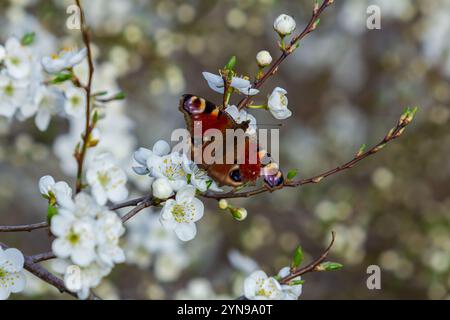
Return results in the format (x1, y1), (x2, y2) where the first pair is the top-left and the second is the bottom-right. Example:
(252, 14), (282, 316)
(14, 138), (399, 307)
(179, 94), (284, 189)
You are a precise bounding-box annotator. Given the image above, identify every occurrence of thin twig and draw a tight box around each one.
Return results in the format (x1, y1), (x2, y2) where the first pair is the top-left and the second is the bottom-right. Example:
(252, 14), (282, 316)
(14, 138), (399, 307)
(0, 195), (151, 233)
(120, 197), (154, 223)
(202, 113), (412, 200)
(30, 251), (57, 263)
(0, 221), (49, 232)
(237, 0), (333, 110)
(74, 0), (95, 193)
(280, 231), (335, 284)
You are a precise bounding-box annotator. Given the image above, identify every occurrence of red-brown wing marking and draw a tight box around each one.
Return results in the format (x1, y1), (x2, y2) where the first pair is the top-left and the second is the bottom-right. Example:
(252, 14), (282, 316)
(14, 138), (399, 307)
(179, 94), (283, 188)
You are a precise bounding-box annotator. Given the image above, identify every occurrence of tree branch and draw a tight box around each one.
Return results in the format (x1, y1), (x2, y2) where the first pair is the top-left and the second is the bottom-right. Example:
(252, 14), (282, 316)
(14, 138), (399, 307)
(280, 231), (335, 284)
(237, 0), (333, 110)
(74, 0), (95, 193)
(202, 109), (414, 200)
(0, 221), (49, 232)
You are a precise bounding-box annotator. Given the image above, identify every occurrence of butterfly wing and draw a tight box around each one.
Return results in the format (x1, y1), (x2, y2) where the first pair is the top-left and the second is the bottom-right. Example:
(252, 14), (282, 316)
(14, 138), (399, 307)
(179, 94), (283, 188)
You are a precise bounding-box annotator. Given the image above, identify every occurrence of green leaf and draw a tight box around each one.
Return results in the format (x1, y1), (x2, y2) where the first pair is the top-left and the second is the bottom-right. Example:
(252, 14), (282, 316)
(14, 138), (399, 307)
(21, 32), (36, 46)
(224, 56), (237, 71)
(289, 279), (305, 286)
(50, 72), (73, 84)
(291, 245), (304, 269)
(47, 204), (58, 223)
(92, 91), (108, 97)
(318, 261), (343, 271)
(286, 169), (298, 180)
(111, 91), (126, 100)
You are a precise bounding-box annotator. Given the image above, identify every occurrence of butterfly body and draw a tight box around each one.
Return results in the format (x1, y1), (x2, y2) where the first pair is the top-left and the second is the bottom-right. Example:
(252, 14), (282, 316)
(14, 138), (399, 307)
(179, 94), (283, 189)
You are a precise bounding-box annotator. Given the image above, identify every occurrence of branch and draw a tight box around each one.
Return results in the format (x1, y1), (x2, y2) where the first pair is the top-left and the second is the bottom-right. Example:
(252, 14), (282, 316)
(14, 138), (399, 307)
(236, 231), (336, 299)
(280, 231), (335, 284)
(0, 221), (49, 232)
(0, 195), (151, 233)
(120, 196), (154, 222)
(237, 0), (333, 109)
(74, 0), (95, 193)
(202, 108), (415, 200)
(30, 251), (57, 263)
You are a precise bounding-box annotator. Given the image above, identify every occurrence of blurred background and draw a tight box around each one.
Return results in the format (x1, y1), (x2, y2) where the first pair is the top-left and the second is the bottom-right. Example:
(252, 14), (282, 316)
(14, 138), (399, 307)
(0, 0), (449, 299)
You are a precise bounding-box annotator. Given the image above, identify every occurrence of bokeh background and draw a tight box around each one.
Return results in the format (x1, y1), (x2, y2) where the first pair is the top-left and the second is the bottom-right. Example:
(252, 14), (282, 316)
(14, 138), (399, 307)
(1, 0), (449, 299)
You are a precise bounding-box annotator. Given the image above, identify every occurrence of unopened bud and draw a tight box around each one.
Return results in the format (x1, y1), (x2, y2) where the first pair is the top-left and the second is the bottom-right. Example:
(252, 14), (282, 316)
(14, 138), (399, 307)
(230, 207), (247, 221)
(218, 199), (229, 210)
(256, 50), (272, 67)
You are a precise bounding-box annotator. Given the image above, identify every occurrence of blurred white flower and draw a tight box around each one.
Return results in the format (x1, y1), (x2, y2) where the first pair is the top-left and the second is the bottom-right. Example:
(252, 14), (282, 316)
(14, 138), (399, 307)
(273, 14), (296, 36)
(154, 251), (189, 282)
(160, 185), (204, 241)
(228, 250), (259, 274)
(225, 105), (257, 136)
(267, 87), (292, 120)
(38, 175), (72, 206)
(65, 262), (111, 300)
(41, 47), (87, 74)
(0, 247), (26, 300)
(152, 178), (174, 199)
(86, 153), (128, 205)
(256, 50), (272, 67)
(30, 86), (63, 131)
(277, 266), (302, 300)
(95, 210), (126, 267)
(202, 72), (259, 96)
(244, 270), (284, 300)
(1, 37), (31, 79)
(0, 71), (28, 118)
(64, 87), (86, 118)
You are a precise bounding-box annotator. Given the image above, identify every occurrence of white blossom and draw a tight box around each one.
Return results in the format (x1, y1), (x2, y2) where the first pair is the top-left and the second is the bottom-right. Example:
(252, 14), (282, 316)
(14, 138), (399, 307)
(132, 140), (171, 176)
(31, 86), (63, 131)
(95, 210), (126, 267)
(202, 72), (259, 96)
(243, 270), (284, 300)
(182, 156), (222, 192)
(160, 185), (204, 241)
(51, 207), (97, 267)
(267, 87), (292, 120)
(154, 251), (189, 282)
(146, 151), (187, 192)
(41, 47), (87, 74)
(38, 175), (72, 206)
(50, 192), (126, 298)
(225, 105), (257, 136)
(1, 37), (32, 79)
(64, 87), (86, 118)
(278, 266), (302, 300)
(0, 247), (26, 300)
(256, 50), (272, 67)
(86, 153), (128, 206)
(152, 178), (174, 199)
(0, 71), (28, 118)
(273, 14), (296, 36)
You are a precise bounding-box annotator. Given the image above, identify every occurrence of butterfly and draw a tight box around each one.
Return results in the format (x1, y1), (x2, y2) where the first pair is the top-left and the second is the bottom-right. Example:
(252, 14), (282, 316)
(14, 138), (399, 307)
(179, 94), (284, 189)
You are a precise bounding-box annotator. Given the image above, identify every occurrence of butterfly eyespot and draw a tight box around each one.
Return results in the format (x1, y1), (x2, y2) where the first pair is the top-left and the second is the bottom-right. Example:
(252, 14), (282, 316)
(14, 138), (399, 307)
(184, 96), (206, 114)
(229, 169), (242, 182)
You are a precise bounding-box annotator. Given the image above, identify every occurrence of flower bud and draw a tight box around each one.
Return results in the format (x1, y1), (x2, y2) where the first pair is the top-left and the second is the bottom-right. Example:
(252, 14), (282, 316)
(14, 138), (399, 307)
(152, 178), (174, 199)
(273, 14), (296, 36)
(256, 50), (272, 67)
(231, 207), (247, 221)
(218, 199), (229, 210)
